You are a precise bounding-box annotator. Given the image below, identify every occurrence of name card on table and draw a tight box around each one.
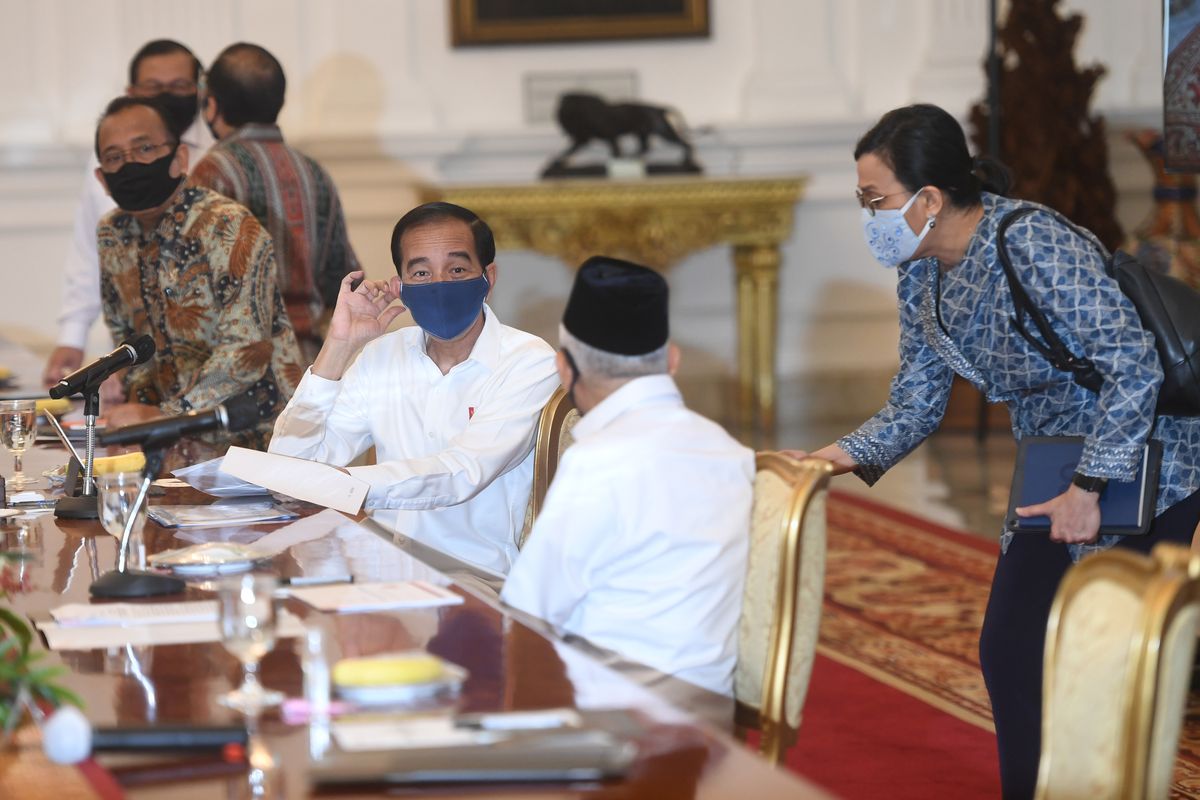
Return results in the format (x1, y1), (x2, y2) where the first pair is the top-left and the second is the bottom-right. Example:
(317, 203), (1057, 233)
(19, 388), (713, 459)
(220, 447), (369, 514)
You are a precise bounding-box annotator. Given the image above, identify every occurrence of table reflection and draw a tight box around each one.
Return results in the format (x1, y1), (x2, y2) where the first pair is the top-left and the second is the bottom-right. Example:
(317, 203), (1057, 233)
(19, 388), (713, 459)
(0, 445), (829, 799)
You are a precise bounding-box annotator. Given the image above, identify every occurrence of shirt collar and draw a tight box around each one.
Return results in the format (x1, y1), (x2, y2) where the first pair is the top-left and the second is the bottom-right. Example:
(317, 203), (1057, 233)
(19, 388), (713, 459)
(226, 123), (284, 144)
(572, 374), (683, 439)
(409, 303), (503, 373)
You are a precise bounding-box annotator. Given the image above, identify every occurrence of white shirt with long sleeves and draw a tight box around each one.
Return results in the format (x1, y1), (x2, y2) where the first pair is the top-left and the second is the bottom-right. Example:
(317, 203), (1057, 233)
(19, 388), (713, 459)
(501, 375), (754, 696)
(269, 306), (559, 576)
(56, 117), (213, 349)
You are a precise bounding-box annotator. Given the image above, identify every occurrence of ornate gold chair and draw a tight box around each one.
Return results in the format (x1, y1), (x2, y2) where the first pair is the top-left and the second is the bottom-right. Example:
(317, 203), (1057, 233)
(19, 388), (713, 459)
(734, 452), (833, 765)
(1036, 542), (1200, 800)
(518, 387), (580, 550)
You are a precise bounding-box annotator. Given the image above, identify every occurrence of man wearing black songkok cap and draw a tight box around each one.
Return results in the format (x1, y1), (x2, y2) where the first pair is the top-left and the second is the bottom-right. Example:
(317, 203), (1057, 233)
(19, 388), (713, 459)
(502, 255), (754, 697)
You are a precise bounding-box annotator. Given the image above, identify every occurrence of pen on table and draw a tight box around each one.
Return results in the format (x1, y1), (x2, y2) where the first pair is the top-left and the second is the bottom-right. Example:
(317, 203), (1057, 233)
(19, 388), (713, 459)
(278, 575), (355, 587)
(10, 499), (58, 509)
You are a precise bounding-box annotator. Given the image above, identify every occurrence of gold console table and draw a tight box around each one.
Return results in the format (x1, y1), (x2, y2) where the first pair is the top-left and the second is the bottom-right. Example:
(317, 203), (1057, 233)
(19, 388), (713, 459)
(428, 176), (805, 434)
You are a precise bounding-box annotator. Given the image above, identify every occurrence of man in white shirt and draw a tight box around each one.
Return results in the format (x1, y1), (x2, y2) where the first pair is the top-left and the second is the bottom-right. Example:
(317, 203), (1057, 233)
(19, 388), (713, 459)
(269, 202), (559, 577)
(501, 256), (755, 697)
(43, 39), (215, 396)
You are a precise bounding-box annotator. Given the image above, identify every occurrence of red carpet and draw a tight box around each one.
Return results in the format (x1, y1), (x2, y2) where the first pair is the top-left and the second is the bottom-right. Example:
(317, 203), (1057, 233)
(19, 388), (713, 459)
(781, 490), (1001, 798)
(792, 655), (1000, 799)
(787, 490), (1200, 799)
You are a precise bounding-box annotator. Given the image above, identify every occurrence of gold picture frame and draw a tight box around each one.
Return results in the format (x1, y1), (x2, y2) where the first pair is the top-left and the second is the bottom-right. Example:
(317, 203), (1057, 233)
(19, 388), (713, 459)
(450, 0), (710, 47)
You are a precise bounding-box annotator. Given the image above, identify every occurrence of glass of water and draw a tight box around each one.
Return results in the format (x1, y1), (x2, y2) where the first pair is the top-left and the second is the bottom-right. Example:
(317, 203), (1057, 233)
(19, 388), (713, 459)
(217, 573), (283, 714)
(0, 399), (37, 488)
(96, 470), (147, 570)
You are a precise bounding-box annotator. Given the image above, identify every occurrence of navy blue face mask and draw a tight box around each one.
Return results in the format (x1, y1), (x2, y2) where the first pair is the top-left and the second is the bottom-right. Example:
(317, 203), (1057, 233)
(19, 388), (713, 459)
(400, 275), (490, 341)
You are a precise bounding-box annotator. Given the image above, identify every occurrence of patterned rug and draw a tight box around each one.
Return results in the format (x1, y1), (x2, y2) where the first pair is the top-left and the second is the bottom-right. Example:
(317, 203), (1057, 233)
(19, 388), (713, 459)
(815, 490), (1200, 798)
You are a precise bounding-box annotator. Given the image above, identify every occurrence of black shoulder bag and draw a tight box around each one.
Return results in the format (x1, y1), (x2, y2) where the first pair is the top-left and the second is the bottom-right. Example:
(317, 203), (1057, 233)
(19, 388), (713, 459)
(996, 206), (1200, 416)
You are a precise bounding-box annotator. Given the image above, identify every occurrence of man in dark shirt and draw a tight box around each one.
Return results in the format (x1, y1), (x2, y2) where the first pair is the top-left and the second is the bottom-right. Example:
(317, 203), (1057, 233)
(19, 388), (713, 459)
(190, 42), (358, 361)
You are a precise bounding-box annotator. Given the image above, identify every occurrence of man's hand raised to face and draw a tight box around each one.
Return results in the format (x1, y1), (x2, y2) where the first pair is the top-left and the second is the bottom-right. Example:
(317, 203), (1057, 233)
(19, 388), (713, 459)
(312, 271), (406, 381)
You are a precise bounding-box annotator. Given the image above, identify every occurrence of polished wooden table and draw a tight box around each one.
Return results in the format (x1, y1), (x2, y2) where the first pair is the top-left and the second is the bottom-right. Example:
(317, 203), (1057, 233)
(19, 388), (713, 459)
(0, 446), (831, 798)
(428, 177), (806, 436)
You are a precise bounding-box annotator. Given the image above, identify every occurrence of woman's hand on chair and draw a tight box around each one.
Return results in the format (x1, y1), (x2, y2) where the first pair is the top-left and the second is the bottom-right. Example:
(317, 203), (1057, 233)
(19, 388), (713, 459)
(783, 444), (858, 476)
(1015, 486), (1102, 544)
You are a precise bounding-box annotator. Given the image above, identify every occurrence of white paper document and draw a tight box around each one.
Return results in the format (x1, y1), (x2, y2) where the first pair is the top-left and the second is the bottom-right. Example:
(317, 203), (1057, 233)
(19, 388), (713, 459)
(37, 608), (305, 651)
(333, 716), (501, 752)
(288, 580), (463, 613)
(219, 447), (369, 514)
(51, 600), (218, 626)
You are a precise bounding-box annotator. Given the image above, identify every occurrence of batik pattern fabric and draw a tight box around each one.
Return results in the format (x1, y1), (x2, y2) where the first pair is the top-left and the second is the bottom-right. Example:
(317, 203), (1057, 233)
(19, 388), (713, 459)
(837, 192), (1200, 560)
(188, 124), (358, 360)
(98, 185), (305, 449)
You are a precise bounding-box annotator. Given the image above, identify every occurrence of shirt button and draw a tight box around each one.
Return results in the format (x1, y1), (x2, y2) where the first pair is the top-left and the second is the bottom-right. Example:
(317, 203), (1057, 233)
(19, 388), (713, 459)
(427, 431), (434, 438)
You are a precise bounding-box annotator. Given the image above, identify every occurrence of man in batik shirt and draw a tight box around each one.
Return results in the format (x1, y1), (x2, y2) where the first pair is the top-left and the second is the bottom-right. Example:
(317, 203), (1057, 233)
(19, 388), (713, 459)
(190, 43), (357, 362)
(93, 95), (303, 450)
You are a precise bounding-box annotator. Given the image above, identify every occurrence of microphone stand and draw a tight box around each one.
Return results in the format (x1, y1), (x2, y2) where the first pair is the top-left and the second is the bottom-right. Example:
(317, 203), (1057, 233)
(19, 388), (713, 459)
(90, 438), (184, 598)
(54, 385), (102, 520)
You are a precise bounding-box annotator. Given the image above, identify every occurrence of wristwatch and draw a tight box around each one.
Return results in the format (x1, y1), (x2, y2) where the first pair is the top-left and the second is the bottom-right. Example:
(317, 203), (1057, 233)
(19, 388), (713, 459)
(1071, 472), (1109, 494)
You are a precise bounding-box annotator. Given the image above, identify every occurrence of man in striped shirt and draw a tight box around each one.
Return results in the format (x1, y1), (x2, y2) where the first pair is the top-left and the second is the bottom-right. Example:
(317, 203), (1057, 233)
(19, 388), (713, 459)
(190, 42), (358, 362)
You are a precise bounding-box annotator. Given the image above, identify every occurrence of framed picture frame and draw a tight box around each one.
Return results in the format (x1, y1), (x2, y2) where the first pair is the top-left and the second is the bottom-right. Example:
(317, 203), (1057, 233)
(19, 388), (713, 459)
(450, 0), (710, 47)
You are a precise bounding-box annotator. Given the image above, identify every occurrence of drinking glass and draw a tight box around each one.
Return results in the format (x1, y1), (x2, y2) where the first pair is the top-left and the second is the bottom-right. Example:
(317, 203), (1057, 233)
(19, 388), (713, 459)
(217, 573), (283, 714)
(0, 399), (37, 488)
(96, 470), (147, 570)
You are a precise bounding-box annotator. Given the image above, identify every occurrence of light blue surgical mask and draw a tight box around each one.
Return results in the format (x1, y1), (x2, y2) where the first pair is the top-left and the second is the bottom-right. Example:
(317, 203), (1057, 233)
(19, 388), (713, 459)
(400, 275), (490, 341)
(861, 189), (935, 268)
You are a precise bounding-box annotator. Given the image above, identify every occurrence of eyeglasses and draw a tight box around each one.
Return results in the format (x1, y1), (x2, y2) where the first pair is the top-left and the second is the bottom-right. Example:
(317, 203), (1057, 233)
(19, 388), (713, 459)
(99, 141), (174, 173)
(855, 188), (909, 217)
(131, 79), (197, 97)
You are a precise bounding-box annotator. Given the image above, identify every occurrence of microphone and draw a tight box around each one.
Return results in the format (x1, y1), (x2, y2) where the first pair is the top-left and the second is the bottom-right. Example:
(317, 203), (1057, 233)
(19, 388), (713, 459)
(99, 393), (261, 447)
(49, 334), (156, 399)
(42, 706), (247, 764)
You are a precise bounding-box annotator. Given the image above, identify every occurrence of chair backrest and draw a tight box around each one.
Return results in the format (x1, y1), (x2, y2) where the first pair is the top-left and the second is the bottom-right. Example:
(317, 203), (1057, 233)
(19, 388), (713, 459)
(518, 387), (580, 550)
(734, 452), (833, 765)
(1036, 542), (1200, 800)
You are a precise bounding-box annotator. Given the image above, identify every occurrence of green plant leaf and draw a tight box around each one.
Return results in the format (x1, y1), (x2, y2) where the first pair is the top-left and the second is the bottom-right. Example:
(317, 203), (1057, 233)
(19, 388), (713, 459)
(0, 608), (31, 655)
(36, 683), (82, 709)
(28, 665), (63, 683)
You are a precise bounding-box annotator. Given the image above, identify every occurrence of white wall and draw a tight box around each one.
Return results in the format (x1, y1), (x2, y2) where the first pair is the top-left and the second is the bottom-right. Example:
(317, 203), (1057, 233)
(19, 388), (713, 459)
(0, 0), (1164, 426)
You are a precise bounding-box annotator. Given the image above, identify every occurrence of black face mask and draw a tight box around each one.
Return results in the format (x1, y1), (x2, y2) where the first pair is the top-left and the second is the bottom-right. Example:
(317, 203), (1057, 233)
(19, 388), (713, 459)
(103, 149), (184, 212)
(156, 93), (198, 139)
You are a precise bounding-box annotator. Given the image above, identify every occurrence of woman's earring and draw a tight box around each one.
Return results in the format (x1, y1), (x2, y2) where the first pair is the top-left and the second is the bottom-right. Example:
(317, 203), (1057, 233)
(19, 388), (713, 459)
(928, 217), (937, 229)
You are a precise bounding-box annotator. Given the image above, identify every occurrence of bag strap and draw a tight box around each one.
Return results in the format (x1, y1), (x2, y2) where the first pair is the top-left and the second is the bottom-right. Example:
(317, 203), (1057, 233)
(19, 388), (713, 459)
(995, 207), (1104, 393)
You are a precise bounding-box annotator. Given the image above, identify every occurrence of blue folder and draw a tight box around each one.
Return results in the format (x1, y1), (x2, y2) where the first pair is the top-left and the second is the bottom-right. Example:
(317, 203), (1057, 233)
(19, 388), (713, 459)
(1005, 436), (1162, 536)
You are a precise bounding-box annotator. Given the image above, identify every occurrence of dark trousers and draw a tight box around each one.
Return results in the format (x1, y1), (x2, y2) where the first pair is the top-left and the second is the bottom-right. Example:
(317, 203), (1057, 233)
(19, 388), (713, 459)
(978, 489), (1200, 799)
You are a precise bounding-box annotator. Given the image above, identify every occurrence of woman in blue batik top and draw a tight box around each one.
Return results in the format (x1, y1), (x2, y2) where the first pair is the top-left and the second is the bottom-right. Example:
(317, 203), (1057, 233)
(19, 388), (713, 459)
(794, 104), (1200, 799)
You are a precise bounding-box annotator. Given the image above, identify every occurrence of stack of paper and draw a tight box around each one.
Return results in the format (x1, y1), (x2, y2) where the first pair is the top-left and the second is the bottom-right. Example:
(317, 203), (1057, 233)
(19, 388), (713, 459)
(333, 717), (500, 752)
(147, 502), (298, 528)
(51, 601), (217, 625)
(288, 581), (463, 613)
(37, 601), (305, 650)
